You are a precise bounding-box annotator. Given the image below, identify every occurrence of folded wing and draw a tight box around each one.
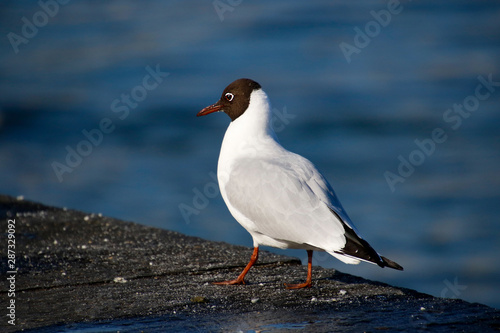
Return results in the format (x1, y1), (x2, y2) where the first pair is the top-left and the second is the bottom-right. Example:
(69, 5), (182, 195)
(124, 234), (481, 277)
(223, 153), (402, 270)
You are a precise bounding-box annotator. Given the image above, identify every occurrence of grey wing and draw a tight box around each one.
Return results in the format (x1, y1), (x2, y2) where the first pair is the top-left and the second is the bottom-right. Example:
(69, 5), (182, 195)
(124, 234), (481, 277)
(289, 155), (401, 269)
(223, 156), (349, 252)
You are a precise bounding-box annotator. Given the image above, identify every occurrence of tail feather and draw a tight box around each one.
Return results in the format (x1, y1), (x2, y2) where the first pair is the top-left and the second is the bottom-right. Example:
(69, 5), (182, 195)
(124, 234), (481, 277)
(381, 256), (404, 271)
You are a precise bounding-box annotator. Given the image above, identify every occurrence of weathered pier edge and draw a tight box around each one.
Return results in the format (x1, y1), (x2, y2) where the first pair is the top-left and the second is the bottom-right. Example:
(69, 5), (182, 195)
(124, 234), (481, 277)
(0, 195), (498, 332)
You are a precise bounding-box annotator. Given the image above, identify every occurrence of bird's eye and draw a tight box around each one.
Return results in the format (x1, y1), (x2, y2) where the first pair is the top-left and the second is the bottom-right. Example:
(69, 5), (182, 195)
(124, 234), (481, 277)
(225, 93), (234, 101)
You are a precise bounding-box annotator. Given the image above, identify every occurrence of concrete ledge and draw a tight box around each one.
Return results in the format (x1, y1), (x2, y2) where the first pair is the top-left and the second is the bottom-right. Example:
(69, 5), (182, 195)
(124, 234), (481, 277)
(1, 195), (498, 332)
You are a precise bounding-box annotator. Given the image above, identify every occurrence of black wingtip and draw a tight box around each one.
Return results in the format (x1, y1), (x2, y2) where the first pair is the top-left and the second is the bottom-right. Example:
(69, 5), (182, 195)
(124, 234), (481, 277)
(327, 207), (404, 271)
(381, 256), (404, 271)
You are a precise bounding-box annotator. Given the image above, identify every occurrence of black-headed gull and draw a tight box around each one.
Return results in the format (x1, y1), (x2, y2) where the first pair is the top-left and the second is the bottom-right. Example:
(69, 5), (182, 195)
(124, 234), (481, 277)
(197, 78), (403, 289)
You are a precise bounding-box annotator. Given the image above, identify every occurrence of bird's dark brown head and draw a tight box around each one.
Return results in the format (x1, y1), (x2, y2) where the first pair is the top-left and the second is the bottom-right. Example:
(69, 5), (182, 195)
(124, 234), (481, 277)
(197, 78), (262, 121)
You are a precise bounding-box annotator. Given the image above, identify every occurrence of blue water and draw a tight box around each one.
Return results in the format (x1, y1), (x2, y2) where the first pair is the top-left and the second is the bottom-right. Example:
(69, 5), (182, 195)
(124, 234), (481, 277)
(1, 0), (499, 314)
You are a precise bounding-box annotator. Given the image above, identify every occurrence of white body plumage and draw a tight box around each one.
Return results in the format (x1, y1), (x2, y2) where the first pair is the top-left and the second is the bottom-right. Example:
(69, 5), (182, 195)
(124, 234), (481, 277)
(217, 89), (363, 265)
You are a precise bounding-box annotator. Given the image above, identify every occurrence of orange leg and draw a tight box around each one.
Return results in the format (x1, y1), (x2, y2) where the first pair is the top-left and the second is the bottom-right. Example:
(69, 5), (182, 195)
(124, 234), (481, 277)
(213, 247), (259, 285)
(285, 250), (313, 289)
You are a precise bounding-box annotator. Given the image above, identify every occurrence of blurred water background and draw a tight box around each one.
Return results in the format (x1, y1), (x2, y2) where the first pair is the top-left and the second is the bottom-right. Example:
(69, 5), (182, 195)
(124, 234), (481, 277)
(1, 0), (499, 310)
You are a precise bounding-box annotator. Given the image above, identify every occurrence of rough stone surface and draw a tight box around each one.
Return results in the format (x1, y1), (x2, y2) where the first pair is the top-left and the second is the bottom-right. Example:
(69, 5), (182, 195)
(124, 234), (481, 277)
(0, 195), (498, 332)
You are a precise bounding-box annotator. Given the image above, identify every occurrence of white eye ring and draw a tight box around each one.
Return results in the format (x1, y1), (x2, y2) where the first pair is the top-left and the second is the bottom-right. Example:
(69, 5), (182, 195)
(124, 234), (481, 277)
(225, 93), (234, 101)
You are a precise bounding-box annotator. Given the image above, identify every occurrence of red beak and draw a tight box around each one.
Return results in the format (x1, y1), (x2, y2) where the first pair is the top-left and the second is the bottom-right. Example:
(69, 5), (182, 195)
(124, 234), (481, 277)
(197, 102), (223, 117)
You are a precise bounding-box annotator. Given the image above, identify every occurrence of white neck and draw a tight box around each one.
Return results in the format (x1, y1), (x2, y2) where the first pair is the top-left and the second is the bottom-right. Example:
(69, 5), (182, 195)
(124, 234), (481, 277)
(231, 89), (275, 137)
(217, 89), (282, 178)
